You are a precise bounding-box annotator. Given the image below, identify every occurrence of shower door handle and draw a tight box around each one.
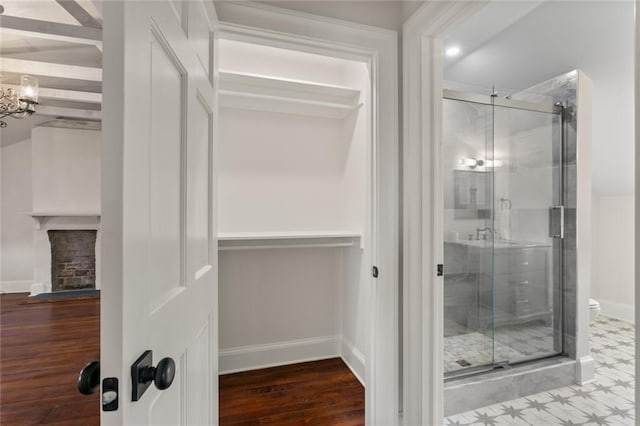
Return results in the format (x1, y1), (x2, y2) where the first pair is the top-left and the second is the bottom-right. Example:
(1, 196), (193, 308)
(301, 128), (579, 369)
(549, 206), (564, 239)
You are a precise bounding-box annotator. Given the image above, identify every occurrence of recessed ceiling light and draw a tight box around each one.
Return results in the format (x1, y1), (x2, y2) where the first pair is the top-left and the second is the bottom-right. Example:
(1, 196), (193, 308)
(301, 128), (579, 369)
(445, 46), (461, 57)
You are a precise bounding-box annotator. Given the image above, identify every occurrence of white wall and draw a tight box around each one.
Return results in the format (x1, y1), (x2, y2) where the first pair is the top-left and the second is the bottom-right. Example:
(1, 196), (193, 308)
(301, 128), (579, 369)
(1, 139), (34, 292)
(592, 194), (635, 322)
(31, 127), (101, 213)
(219, 39), (349, 86)
(218, 109), (347, 233)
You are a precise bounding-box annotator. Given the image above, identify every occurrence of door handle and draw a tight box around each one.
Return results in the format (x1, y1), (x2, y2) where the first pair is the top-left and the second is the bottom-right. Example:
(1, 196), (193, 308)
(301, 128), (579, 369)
(78, 361), (100, 395)
(549, 205), (564, 239)
(131, 350), (176, 401)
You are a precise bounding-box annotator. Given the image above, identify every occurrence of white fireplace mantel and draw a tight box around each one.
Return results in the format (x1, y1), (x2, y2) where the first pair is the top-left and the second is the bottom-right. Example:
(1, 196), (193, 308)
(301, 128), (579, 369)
(27, 212), (101, 230)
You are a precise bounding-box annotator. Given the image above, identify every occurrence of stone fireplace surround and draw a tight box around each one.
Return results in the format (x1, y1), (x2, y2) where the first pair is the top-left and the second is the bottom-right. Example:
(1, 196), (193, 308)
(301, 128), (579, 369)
(29, 214), (101, 295)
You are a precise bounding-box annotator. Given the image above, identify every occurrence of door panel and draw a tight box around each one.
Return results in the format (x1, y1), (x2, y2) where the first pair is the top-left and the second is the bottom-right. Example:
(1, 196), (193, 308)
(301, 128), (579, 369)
(148, 27), (185, 312)
(492, 105), (562, 364)
(186, 318), (213, 425)
(187, 93), (213, 281)
(102, 1), (218, 424)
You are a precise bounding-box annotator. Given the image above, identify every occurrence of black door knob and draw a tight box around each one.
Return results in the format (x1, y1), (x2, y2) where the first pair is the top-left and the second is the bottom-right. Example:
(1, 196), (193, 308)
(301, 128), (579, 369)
(140, 357), (175, 390)
(78, 361), (100, 395)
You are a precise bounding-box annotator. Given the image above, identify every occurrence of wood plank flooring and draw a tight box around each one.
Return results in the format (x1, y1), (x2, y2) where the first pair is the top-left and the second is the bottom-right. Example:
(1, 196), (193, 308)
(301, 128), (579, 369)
(219, 358), (365, 425)
(0, 293), (100, 425)
(1, 293), (364, 425)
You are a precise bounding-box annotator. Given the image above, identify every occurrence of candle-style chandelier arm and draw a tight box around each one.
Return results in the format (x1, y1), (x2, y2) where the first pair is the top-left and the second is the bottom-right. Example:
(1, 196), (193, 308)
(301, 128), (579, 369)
(0, 75), (39, 128)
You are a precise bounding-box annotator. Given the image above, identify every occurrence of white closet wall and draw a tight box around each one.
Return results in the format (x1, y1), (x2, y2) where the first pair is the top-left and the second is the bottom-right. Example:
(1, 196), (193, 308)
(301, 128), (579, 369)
(218, 40), (370, 382)
(218, 109), (346, 232)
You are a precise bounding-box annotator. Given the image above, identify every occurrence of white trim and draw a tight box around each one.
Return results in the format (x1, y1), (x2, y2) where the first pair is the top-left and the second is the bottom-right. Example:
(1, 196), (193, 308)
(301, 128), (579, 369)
(217, 4), (399, 424)
(402, 3), (487, 425)
(36, 106), (102, 121)
(0, 15), (102, 46)
(342, 336), (366, 386)
(30, 282), (51, 296)
(576, 355), (596, 385)
(0, 58), (102, 82)
(1, 86), (102, 104)
(219, 71), (361, 119)
(598, 300), (635, 323)
(575, 71), (594, 372)
(55, 0), (102, 29)
(219, 335), (341, 374)
(218, 232), (361, 251)
(0, 280), (33, 294)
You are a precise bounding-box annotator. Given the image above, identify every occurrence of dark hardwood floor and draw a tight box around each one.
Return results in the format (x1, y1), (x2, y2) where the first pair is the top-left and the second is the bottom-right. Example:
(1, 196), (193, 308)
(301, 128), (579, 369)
(1, 293), (364, 425)
(219, 358), (365, 425)
(0, 293), (100, 425)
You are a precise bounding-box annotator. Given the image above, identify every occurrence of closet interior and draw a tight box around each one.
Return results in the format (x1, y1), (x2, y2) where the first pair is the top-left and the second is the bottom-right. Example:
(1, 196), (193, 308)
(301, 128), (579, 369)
(217, 39), (373, 386)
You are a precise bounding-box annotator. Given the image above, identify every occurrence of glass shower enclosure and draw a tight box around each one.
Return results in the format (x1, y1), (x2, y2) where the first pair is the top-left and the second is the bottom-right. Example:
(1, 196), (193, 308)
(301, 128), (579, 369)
(442, 89), (564, 377)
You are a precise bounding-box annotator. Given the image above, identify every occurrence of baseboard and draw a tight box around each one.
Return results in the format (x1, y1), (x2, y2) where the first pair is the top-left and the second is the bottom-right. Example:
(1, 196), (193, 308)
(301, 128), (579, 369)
(0, 280), (33, 294)
(341, 336), (366, 386)
(219, 335), (341, 374)
(576, 355), (595, 385)
(30, 282), (51, 296)
(598, 299), (635, 323)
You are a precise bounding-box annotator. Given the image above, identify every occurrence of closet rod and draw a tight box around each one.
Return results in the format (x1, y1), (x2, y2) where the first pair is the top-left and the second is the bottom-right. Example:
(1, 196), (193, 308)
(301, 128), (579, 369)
(218, 242), (355, 251)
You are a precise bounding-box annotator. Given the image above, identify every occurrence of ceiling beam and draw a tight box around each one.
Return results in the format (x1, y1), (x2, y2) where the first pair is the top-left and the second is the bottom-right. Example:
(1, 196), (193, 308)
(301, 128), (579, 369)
(37, 105), (102, 120)
(0, 58), (102, 82)
(0, 15), (102, 47)
(55, 0), (102, 29)
(3, 85), (101, 104)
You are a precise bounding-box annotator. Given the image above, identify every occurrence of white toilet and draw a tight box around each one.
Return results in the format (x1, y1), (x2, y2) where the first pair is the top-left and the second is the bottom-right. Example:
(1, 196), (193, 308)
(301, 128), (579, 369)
(589, 298), (601, 321)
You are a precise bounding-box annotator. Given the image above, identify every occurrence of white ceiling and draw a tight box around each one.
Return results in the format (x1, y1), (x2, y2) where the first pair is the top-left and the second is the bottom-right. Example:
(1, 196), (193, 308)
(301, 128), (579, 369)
(0, 0), (103, 146)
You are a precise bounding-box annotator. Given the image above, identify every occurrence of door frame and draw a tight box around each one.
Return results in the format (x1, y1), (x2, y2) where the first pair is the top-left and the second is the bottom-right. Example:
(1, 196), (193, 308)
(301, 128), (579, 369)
(214, 2), (400, 425)
(402, 2), (487, 425)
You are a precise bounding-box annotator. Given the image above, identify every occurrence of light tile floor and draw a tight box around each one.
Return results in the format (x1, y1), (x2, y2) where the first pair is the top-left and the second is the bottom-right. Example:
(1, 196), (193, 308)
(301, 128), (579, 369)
(444, 316), (635, 425)
(444, 323), (556, 373)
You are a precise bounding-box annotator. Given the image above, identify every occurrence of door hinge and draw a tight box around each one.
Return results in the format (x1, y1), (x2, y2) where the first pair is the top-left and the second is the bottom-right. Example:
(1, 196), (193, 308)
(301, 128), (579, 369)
(372, 266), (379, 278)
(437, 264), (443, 276)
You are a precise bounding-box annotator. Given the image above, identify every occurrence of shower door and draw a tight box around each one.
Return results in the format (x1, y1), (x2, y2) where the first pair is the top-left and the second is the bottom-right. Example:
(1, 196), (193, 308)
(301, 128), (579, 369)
(443, 90), (563, 377)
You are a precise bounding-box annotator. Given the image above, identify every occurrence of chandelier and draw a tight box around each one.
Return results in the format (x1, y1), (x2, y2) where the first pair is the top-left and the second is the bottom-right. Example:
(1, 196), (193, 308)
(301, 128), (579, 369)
(0, 75), (39, 128)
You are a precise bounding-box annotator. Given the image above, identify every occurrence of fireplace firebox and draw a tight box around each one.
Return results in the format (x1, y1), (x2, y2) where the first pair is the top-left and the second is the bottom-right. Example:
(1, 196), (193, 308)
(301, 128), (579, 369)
(47, 230), (97, 292)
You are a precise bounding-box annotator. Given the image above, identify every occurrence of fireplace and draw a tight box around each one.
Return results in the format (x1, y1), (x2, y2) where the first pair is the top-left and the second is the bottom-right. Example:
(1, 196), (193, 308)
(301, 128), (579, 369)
(29, 213), (101, 296)
(48, 230), (97, 291)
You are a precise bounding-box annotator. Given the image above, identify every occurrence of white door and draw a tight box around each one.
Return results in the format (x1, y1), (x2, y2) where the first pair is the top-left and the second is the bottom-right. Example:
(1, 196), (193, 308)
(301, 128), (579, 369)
(101, 1), (219, 424)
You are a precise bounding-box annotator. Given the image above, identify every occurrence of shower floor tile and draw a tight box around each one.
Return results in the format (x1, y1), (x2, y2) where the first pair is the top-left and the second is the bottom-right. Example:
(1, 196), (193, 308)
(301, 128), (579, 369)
(444, 322), (556, 373)
(444, 315), (635, 425)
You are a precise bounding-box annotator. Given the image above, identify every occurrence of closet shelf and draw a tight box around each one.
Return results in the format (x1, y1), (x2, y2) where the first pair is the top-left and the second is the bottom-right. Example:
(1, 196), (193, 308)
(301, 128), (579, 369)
(219, 72), (362, 119)
(218, 231), (361, 251)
